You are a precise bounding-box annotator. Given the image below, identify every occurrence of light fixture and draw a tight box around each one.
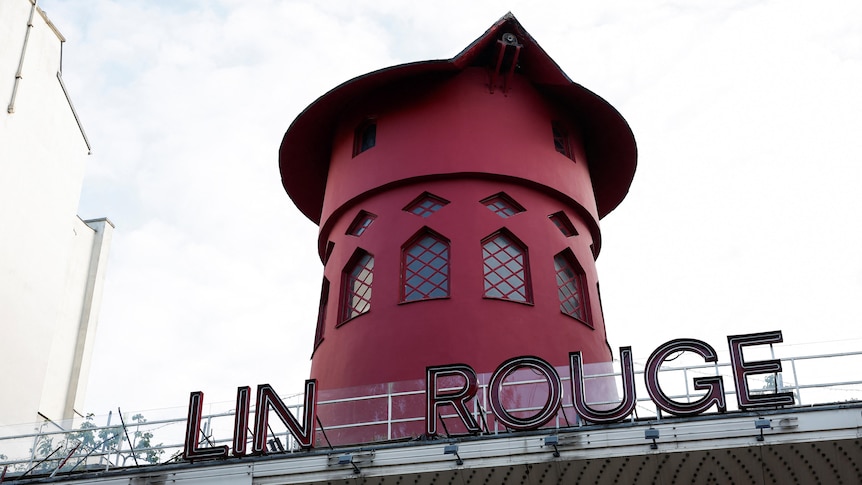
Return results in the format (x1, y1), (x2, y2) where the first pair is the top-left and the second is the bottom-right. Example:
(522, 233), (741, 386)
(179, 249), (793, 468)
(328, 451), (374, 474)
(337, 454), (360, 474)
(755, 418), (771, 441)
(541, 432), (582, 456)
(443, 444), (463, 465)
(644, 428), (659, 449)
(544, 435), (560, 457)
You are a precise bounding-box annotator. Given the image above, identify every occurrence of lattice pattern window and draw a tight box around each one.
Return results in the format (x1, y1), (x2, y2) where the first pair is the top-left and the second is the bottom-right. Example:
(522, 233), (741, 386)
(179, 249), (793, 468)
(483, 232), (530, 303)
(346, 211), (376, 236)
(340, 251), (374, 324)
(548, 212), (577, 237)
(402, 231), (449, 302)
(481, 193), (525, 218)
(404, 192), (449, 218)
(353, 119), (376, 156)
(313, 278), (329, 351)
(552, 121), (573, 160)
(554, 251), (590, 325)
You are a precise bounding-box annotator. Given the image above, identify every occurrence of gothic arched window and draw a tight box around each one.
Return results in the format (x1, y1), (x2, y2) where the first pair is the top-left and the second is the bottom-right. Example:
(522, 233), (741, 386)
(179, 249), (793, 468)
(339, 249), (374, 325)
(482, 231), (531, 303)
(554, 250), (591, 326)
(402, 229), (450, 302)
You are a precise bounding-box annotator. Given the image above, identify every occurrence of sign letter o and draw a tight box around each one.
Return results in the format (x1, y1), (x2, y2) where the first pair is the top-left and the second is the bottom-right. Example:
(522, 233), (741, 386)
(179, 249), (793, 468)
(488, 356), (562, 431)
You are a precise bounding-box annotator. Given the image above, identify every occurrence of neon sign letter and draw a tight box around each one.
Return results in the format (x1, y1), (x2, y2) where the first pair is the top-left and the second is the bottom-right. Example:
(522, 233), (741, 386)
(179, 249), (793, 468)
(570, 347), (637, 424)
(232, 386), (250, 456)
(182, 391), (229, 460)
(728, 331), (794, 409)
(252, 380), (317, 452)
(425, 364), (480, 436)
(644, 339), (727, 416)
(488, 356), (562, 430)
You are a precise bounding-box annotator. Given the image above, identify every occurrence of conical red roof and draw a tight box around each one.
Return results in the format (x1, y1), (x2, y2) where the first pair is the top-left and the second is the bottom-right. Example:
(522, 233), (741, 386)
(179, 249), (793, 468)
(279, 13), (637, 223)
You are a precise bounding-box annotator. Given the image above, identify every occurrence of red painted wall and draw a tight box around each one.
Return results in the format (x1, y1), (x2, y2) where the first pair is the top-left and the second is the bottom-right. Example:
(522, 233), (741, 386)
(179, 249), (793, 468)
(319, 68), (600, 244)
(311, 68), (612, 391)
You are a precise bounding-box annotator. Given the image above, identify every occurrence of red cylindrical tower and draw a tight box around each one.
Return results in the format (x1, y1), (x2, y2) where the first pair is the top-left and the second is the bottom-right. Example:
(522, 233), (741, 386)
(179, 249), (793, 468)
(279, 14), (636, 442)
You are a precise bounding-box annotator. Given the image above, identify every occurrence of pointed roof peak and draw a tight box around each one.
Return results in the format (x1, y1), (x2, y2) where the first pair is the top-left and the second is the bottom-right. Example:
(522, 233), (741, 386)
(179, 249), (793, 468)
(451, 12), (572, 86)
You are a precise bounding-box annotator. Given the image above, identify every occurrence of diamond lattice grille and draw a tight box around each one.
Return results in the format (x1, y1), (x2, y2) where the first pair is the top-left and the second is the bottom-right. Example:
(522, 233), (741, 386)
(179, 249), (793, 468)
(403, 235), (449, 301)
(483, 195), (523, 218)
(342, 253), (373, 321)
(483, 234), (529, 302)
(348, 213), (375, 236)
(554, 254), (588, 323)
(406, 195), (447, 218)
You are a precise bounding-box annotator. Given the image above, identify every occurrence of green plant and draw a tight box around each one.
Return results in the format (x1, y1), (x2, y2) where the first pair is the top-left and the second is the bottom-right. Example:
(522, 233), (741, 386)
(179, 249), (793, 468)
(129, 414), (164, 464)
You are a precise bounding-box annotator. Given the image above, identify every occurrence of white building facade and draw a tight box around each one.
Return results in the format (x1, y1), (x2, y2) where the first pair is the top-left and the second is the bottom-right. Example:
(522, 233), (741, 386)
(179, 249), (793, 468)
(0, 0), (112, 428)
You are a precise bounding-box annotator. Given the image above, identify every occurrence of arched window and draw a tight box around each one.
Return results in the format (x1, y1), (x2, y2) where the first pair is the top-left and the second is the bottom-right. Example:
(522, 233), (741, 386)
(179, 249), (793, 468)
(482, 231), (531, 303)
(554, 250), (591, 326)
(402, 230), (450, 302)
(339, 249), (374, 325)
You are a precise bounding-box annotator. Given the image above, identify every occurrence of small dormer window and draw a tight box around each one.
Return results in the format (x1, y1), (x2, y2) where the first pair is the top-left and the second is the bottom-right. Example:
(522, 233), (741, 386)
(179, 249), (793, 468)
(552, 121), (573, 160)
(404, 192), (449, 218)
(346, 210), (376, 236)
(548, 211), (578, 237)
(481, 192), (525, 218)
(353, 119), (377, 156)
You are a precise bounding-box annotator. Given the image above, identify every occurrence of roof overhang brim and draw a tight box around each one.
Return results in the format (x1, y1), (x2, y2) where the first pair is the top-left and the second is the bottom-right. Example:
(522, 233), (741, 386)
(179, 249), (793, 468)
(279, 14), (636, 224)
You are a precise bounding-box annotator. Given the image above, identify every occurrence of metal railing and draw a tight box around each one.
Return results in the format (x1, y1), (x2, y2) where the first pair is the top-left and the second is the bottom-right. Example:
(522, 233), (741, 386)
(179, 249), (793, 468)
(1, 349), (859, 480)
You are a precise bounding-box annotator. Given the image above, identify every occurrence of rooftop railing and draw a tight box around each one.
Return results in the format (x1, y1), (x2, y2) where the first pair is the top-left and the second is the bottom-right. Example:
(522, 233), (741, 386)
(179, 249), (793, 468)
(1, 348), (860, 480)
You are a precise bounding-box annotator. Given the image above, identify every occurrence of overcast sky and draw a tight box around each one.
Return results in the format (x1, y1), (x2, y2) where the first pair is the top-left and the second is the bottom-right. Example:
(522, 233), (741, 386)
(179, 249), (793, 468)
(37, 0), (862, 418)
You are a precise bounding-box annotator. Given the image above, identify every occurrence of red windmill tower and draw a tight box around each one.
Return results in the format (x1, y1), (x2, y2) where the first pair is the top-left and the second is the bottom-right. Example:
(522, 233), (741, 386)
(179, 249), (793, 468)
(279, 14), (636, 444)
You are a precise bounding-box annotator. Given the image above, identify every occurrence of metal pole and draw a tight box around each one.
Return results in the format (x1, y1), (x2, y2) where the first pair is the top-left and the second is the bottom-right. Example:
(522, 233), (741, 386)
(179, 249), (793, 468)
(19, 445), (62, 479)
(770, 343), (785, 392)
(27, 423), (44, 472)
(117, 408), (139, 467)
(49, 442), (80, 477)
(8, 0), (37, 113)
(104, 411), (113, 471)
(683, 367), (691, 403)
(790, 358), (802, 405)
(387, 392), (392, 441)
(69, 431), (119, 473)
